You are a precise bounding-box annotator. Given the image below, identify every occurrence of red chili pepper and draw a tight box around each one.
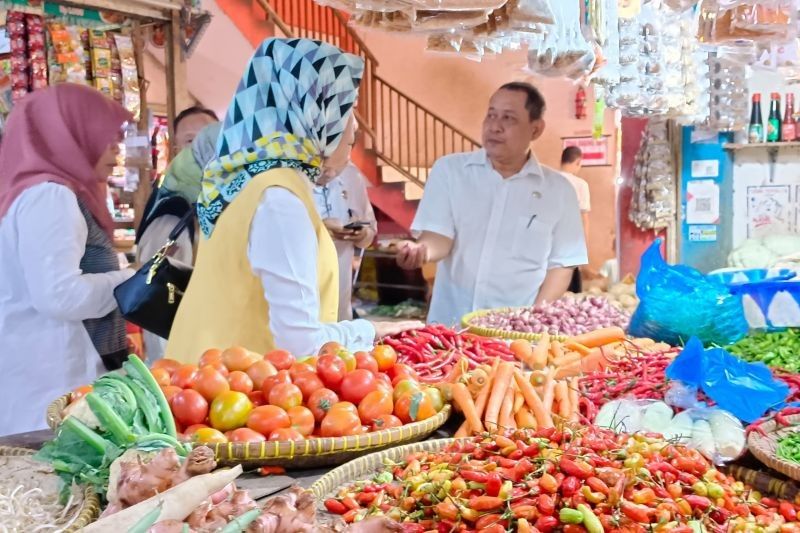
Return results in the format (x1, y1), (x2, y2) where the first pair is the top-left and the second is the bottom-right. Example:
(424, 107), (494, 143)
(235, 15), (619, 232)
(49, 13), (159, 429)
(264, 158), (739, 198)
(685, 495), (712, 511)
(537, 494), (556, 516)
(258, 466), (286, 476)
(469, 496), (505, 512)
(561, 476), (581, 497)
(586, 476), (610, 495)
(461, 470), (489, 483)
(621, 501), (654, 523)
(780, 501), (798, 522)
(535, 515), (559, 532)
(559, 457), (594, 479)
(356, 492), (377, 506)
(485, 472), (502, 497)
(324, 499), (348, 515)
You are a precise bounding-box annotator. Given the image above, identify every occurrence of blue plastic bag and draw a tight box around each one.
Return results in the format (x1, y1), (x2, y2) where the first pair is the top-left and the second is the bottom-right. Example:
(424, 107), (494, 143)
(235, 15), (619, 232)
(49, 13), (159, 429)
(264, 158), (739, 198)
(666, 337), (789, 422)
(629, 239), (748, 346)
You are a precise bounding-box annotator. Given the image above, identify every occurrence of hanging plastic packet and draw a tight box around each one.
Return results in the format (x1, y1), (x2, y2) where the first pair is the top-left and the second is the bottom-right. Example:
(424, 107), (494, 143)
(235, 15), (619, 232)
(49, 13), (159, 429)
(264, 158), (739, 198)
(114, 34), (141, 121)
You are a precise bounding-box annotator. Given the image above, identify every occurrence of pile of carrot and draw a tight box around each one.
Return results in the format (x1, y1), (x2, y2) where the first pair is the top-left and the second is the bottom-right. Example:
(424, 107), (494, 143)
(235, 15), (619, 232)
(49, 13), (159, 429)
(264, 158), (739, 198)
(448, 327), (672, 435)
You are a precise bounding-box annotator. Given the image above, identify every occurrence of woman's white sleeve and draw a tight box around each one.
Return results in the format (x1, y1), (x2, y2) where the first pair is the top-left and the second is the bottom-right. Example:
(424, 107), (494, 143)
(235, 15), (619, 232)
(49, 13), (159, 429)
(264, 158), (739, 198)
(248, 187), (375, 356)
(16, 184), (133, 321)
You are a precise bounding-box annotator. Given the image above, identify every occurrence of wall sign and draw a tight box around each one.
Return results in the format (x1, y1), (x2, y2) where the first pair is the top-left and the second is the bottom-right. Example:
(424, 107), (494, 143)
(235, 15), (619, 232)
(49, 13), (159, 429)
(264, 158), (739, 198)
(561, 136), (611, 167)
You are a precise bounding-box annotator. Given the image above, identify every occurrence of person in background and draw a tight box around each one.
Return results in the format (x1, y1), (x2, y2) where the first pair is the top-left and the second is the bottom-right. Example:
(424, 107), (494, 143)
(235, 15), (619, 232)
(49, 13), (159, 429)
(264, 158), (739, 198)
(314, 161), (378, 320)
(600, 237), (620, 287)
(560, 146), (590, 293)
(167, 38), (420, 362)
(396, 82), (587, 325)
(173, 105), (218, 152)
(0, 84), (135, 435)
(135, 122), (221, 362)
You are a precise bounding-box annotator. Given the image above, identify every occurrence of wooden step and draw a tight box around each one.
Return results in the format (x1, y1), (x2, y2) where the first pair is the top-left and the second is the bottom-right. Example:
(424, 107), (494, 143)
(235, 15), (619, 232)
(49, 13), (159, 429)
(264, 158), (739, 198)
(404, 181), (424, 201)
(379, 164), (429, 184)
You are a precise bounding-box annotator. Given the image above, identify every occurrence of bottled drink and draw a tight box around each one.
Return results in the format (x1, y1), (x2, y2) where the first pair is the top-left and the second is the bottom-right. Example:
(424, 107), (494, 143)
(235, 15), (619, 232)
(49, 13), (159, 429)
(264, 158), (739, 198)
(767, 92), (782, 142)
(783, 93), (796, 142)
(749, 93), (764, 143)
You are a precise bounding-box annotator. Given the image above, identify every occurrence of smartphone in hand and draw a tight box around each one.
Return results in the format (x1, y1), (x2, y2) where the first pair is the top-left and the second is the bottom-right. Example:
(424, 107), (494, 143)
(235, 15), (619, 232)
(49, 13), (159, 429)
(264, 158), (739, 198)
(343, 221), (370, 231)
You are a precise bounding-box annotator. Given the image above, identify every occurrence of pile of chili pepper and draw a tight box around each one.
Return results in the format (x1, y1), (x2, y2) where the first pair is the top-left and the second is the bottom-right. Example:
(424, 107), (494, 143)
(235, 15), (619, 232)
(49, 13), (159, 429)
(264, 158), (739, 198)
(324, 426), (800, 532)
(382, 325), (516, 384)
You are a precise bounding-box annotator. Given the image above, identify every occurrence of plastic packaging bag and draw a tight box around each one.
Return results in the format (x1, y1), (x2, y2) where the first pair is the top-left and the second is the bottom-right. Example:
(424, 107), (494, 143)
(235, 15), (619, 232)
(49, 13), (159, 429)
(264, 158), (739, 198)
(629, 239), (748, 346)
(666, 337), (790, 422)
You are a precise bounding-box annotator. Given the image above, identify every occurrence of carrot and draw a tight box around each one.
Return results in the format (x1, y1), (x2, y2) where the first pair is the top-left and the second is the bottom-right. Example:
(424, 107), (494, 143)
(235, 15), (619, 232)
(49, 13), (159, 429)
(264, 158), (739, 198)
(555, 380), (570, 418)
(474, 359), (500, 421)
(510, 339), (534, 367)
(553, 360), (582, 380)
(467, 367), (490, 398)
(84, 466), (243, 533)
(569, 326), (626, 348)
(531, 332), (550, 370)
(552, 351), (582, 368)
(568, 377), (580, 422)
(541, 370), (556, 414)
(452, 383), (484, 434)
(484, 362), (514, 431)
(445, 358), (468, 384)
(513, 369), (554, 428)
(515, 407), (537, 429)
(563, 340), (592, 356)
(455, 421), (470, 438)
(513, 387), (525, 413)
(498, 383), (516, 430)
(549, 341), (564, 364)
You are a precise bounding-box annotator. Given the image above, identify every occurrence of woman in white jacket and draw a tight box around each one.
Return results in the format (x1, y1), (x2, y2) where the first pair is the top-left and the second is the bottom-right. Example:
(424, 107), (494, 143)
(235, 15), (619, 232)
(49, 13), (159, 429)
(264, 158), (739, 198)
(0, 84), (134, 435)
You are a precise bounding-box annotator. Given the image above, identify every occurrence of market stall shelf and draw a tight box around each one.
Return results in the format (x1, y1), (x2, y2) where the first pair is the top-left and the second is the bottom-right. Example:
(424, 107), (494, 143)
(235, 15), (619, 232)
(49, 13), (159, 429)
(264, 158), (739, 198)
(0, 446), (100, 531)
(748, 413), (800, 482)
(47, 392), (451, 469)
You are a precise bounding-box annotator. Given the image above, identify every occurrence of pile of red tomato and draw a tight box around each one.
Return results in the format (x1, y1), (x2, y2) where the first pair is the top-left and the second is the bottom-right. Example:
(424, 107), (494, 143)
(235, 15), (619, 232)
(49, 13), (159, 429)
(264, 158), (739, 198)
(147, 342), (447, 445)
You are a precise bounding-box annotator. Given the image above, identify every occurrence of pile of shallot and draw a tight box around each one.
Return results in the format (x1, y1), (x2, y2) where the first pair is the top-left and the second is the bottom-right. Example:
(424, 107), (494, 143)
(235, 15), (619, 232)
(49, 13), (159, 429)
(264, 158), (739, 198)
(469, 295), (631, 336)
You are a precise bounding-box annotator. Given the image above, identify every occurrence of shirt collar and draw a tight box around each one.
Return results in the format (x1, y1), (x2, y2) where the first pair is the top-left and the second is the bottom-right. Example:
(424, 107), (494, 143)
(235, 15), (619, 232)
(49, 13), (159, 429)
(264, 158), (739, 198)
(465, 148), (544, 180)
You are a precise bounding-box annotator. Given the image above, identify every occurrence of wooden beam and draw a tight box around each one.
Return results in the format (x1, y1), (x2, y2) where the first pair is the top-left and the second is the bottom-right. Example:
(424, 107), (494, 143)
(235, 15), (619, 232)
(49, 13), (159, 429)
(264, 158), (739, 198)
(132, 22), (151, 238)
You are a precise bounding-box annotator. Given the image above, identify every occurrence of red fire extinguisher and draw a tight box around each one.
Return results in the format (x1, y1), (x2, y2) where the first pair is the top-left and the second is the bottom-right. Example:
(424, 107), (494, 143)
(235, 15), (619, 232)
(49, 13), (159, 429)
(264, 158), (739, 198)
(575, 86), (587, 120)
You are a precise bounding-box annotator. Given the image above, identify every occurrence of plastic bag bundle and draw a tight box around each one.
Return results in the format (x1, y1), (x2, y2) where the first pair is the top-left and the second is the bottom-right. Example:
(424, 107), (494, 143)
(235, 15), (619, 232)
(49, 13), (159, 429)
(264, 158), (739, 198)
(589, 0), (620, 87)
(629, 240), (749, 347)
(526, 0), (594, 80)
(697, 0), (798, 45)
(704, 46), (753, 131)
(628, 119), (676, 230)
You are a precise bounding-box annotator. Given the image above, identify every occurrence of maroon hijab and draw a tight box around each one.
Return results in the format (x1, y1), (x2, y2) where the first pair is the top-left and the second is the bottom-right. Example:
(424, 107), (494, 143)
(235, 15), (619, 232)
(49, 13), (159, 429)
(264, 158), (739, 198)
(0, 84), (132, 235)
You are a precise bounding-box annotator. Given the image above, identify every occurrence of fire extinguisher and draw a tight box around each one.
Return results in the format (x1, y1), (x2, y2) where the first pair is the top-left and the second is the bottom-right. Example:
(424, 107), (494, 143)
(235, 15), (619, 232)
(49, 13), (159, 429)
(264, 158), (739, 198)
(575, 86), (587, 120)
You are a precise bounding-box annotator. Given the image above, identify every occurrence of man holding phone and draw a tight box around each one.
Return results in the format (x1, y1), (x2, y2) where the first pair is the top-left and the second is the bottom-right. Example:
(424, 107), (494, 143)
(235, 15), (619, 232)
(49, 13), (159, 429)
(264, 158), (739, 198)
(314, 161), (378, 320)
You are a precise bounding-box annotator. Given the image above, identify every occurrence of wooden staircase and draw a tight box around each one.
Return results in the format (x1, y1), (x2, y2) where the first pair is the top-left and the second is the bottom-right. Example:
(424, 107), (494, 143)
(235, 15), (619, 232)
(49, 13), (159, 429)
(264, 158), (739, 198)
(250, 0), (481, 230)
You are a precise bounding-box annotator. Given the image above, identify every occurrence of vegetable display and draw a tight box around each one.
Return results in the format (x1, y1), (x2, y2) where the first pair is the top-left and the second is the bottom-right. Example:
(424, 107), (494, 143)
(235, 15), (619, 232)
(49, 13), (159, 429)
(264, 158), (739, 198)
(37, 354), (184, 498)
(468, 295), (631, 336)
(324, 427), (800, 531)
(578, 276), (639, 314)
(141, 343), (447, 445)
(777, 431), (800, 465)
(727, 329), (800, 372)
(382, 325), (516, 383)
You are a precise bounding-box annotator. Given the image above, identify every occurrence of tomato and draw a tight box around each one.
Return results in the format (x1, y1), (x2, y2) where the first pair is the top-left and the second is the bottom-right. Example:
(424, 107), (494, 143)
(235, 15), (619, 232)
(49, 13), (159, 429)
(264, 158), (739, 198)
(246, 360), (277, 390)
(222, 346), (260, 372)
(354, 351), (379, 374)
(424, 387), (445, 413)
(198, 348), (223, 368)
(161, 385), (182, 403)
(388, 363), (417, 381)
(150, 368), (171, 388)
(268, 427), (305, 441)
(152, 358), (182, 375)
(209, 391), (253, 431)
(336, 350), (357, 372)
(289, 362), (315, 380)
(171, 364), (199, 389)
(207, 360), (230, 378)
(287, 405), (315, 436)
(191, 427), (227, 444)
(261, 370), (291, 397)
(171, 389), (209, 426)
(265, 349), (294, 371)
(371, 414), (403, 431)
(307, 388), (339, 423)
(358, 390), (394, 424)
(329, 402), (359, 417)
(392, 379), (421, 401)
(371, 345), (398, 372)
(320, 409), (361, 437)
(185, 423), (209, 435)
(375, 373), (392, 390)
(300, 356), (318, 369)
(318, 341), (344, 357)
(228, 427), (266, 443)
(292, 372), (324, 401)
(316, 354), (346, 390)
(70, 385), (93, 403)
(340, 369), (377, 404)
(268, 382), (303, 411)
(191, 365), (230, 401)
(228, 371), (254, 394)
(247, 391), (265, 407)
(394, 391), (436, 423)
(247, 405), (290, 436)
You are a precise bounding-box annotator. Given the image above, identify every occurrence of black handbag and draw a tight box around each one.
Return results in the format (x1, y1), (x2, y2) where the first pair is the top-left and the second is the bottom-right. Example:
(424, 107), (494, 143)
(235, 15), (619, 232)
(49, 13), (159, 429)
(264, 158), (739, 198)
(114, 211), (194, 339)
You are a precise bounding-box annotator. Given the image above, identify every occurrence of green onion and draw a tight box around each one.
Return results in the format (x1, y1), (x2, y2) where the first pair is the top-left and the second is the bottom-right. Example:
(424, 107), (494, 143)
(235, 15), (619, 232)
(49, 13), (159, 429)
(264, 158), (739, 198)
(85, 392), (135, 446)
(124, 354), (177, 438)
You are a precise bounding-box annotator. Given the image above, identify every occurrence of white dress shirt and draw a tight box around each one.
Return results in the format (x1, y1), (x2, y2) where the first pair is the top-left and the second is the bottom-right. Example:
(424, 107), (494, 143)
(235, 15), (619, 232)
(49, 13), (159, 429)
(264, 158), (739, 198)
(412, 149), (588, 326)
(313, 163), (378, 320)
(0, 182), (133, 435)
(561, 171), (591, 213)
(248, 185), (375, 356)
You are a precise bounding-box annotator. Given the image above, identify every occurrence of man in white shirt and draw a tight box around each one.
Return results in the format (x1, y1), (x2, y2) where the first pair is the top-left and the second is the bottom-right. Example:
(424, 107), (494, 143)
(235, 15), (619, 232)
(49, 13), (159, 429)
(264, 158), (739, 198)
(560, 146), (591, 293)
(396, 82), (588, 325)
(314, 162), (378, 320)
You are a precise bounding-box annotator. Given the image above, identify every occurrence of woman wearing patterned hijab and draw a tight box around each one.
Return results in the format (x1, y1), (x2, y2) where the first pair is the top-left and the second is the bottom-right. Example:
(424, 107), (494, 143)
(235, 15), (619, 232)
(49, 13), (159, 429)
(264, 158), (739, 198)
(167, 38), (419, 361)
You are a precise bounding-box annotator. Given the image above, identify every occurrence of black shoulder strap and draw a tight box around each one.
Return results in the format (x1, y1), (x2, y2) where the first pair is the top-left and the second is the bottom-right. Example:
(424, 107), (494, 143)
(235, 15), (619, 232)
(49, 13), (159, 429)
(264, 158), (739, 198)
(168, 208), (196, 242)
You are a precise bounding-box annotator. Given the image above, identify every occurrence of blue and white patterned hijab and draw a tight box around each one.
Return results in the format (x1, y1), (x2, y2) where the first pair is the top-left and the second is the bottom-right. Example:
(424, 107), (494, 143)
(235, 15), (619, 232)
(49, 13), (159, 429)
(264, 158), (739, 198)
(198, 38), (364, 237)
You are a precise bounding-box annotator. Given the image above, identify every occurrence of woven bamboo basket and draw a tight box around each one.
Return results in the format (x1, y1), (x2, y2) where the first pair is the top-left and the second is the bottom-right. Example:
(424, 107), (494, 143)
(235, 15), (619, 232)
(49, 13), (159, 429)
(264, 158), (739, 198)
(48, 394), (451, 469)
(461, 308), (566, 342)
(748, 413), (800, 482)
(722, 464), (800, 501)
(310, 438), (457, 499)
(0, 446), (100, 531)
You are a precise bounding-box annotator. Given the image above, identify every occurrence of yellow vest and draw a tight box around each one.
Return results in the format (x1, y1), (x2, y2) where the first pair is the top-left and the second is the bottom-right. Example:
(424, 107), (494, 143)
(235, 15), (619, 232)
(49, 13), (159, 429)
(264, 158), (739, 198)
(166, 168), (339, 363)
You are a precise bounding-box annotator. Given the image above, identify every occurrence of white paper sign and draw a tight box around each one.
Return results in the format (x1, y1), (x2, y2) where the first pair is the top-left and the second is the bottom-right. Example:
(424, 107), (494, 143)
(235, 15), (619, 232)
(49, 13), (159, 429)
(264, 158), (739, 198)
(686, 179), (720, 224)
(747, 185), (792, 238)
(691, 160), (720, 179)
